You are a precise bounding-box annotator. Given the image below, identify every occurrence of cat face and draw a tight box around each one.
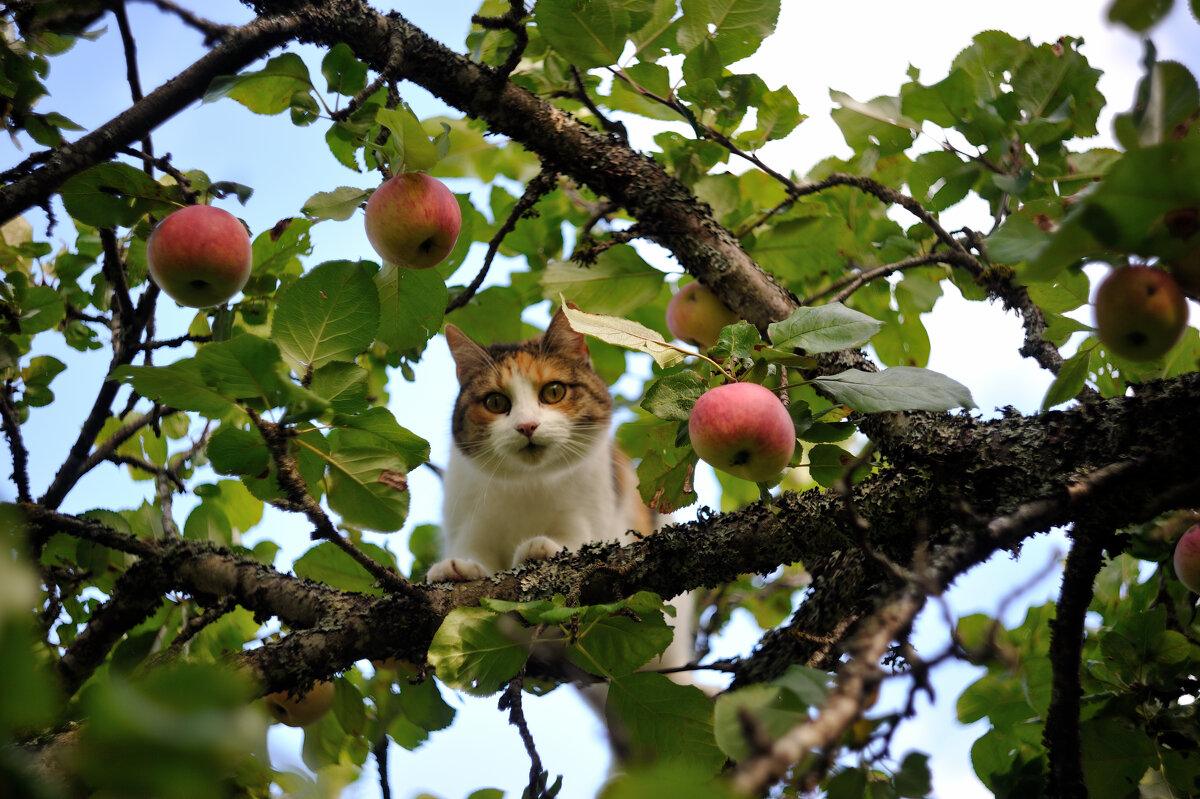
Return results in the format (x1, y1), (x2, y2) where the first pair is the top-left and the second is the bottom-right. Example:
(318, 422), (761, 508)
(445, 309), (612, 476)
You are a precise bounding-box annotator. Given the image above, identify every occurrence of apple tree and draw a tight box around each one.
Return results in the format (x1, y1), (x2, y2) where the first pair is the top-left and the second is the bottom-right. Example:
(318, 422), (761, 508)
(3, 1), (1200, 797)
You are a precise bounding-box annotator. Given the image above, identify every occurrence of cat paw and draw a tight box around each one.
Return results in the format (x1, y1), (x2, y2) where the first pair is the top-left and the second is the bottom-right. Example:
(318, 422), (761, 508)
(427, 558), (489, 582)
(513, 536), (565, 566)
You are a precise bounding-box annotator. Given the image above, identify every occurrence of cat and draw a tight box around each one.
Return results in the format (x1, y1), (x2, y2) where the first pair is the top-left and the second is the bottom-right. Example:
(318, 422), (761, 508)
(427, 306), (695, 680)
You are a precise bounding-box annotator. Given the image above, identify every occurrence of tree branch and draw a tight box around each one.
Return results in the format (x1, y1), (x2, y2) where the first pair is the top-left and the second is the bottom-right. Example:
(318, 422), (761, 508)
(0, 13), (302, 223)
(1044, 521), (1110, 799)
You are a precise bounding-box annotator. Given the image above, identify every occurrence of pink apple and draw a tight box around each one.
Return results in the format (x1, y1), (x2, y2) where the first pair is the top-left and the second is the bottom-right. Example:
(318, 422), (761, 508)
(146, 205), (252, 308)
(1094, 264), (1188, 360)
(1174, 525), (1200, 594)
(264, 680), (335, 728)
(688, 382), (796, 482)
(363, 172), (461, 269)
(666, 282), (741, 349)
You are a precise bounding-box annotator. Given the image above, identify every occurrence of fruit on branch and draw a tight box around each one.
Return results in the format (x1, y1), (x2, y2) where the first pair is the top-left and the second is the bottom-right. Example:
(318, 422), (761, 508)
(364, 172), (461, 269)
(146, 205), (253, 308)
(688, 382), (796, 482)
(666, 281), (741, 349)
(1093, 264), (1188, 360)
(1174, 524), (1200, 594)
(263, 680), (336, 728)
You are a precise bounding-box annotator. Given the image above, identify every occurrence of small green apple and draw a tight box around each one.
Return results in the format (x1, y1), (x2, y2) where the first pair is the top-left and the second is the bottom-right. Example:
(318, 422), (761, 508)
(688, 382), (796, 482)
(146, 205), (252, 308)
(364, 173), (461, 269)
(1094, 264), (1188, 360)
(666, 282), (741, 349)
(263, 680), (335, 728)
(1174, 524), (1200, 594)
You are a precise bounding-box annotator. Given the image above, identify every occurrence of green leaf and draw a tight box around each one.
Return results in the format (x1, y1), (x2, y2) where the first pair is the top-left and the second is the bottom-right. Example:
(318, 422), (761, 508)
(541, 247), (664, 316)
(309, 361), (369, 414)
(329, 407), (429, 470)
(1027, 142), (1200, 281)
(677, 0), (780, 65)
(321, 43), (367, 96)
(767, 303), (883, 354)
(807, 443), (852, 488)
(893, 752), (934, 797)
(535, 0), (634, 69)
(1080, 718), (1157, 799)
(376, 106), (439, 173)
(293, 541), (396, 595)
(195, 335), (289, 407)
(830, 90), (919, 155)
(203, 52), (315, 115)
(272, 260), (380, 374)
(640, 371), (705, 421)
(13, 284), (65, 335)
(301, 187), (370, 222)
(206, 425), (269, 476)
(427, 607), (530, 696)
(606, 672), (724, 772)
(813, 366), (976, 412)
(59, 162), (173, 228)
(561, 304), (688, 368)
(736, 84), (803, 150)
(109, 360), (236, 419)
(567, 609), (673, 677)
(374, 262), (447, 355)
(1042, 345), (1093, 410)
(321, 444), (410, 532)
(713, 682), (809, 762)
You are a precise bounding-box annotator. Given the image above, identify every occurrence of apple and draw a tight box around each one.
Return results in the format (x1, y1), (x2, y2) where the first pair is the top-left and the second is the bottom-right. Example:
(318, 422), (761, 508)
(1168, 240), (1200, 301)
(146, 205), (253, 308)
(363, 172), (461, 269)
(688, 382), (796, 483)
(1174, 525), (1200, 594)
(666, 282), (741, 349)
(1093, 264), (1188, 360)
(263, 680), (335, 727)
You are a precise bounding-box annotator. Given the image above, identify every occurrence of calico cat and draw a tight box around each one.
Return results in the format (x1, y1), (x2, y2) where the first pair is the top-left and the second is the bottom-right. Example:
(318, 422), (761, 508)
(428, 306), (694, 676)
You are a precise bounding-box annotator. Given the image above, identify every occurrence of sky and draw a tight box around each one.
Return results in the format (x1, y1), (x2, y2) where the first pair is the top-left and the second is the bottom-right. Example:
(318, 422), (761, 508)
(6, 1), (1200, 798)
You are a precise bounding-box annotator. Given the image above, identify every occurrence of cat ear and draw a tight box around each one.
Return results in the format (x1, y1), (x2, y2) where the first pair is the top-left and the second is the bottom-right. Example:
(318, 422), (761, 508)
(445, 324), (493, 384)
(542, 304), (590, 361)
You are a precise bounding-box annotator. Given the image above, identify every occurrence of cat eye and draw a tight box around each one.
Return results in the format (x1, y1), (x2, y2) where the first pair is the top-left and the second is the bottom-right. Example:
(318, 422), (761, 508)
(483, 392), (511, 414)
(539, 382), (566, 404)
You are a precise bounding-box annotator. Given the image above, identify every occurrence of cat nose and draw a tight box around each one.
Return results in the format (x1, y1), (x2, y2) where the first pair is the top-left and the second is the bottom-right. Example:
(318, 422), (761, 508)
(516, 421), (539, 440)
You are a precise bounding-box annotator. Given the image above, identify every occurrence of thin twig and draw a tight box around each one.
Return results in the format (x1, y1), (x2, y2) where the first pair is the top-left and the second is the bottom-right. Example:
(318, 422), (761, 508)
(569, 65), (626, 142)
(446, 168), (558, 313)
(1, 382), (32, 503)
(472, 1), (529, 82)
(329, 25), (405, 123)
(112, 0), (154, 171)
(500, 670), (552, 799)
(131, 0), (234, 43)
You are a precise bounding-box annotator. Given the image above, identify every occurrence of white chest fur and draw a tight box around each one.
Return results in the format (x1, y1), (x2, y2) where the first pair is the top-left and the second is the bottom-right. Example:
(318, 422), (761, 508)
(440, 433), (632, 574)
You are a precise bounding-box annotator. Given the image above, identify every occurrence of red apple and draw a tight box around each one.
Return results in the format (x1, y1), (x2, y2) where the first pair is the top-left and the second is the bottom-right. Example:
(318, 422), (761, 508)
(688, 382), (796, 482)
(666, 282), (741, 350)
(1174, 525), (1200, 594)
(1093, 264), (1188, 360)
(146, 205), (252, 308)
(363, 173), (461, 269)
(263, 680), (335, 728)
